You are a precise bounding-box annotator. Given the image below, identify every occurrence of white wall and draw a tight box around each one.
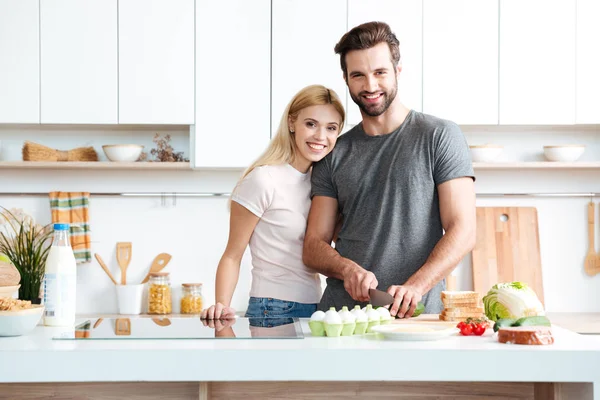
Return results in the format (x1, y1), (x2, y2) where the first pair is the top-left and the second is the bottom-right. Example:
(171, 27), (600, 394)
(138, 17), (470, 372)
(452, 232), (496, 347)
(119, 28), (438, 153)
(1, 124), (600, 313)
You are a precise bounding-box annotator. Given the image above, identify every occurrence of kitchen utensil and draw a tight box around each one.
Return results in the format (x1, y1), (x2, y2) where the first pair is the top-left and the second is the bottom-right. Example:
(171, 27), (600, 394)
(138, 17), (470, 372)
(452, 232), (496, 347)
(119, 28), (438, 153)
(93, 318), (104, 329)
(0, 284), (20, 298)
(141, 253), (172, 284)
(115, 284), (144, 315)
(152, 317), (172, 327)
(94, 253), (117, 285)
(368, 288), (394, 307)
(469, 144), (503, 162)
(116, 242), (132, 285)
(0, 305), (44, 337)
(114, 318), (131, 336)
(584, 202), (599, 276)
(102, 144), (144, 162)
(471, 207), (545, 305)
(543, 145), (585, 162)
(370, 322), (459, 341)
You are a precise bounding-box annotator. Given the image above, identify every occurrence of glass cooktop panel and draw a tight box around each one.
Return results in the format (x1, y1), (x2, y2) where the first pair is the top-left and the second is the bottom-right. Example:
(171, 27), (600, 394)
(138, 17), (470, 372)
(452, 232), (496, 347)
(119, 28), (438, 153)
(52, 316), (304, 340)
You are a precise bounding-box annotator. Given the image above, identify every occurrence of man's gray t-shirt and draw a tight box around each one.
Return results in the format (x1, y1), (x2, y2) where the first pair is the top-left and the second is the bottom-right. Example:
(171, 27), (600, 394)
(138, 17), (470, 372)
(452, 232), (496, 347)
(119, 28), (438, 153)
(310, 110), (475, 313)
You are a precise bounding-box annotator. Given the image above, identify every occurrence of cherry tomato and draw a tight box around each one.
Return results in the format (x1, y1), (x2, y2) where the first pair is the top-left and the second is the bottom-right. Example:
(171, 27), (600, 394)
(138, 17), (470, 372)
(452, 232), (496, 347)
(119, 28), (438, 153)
(460, 323), (473, 336)
(456, 321), (466, 329)
(472, 323), (486, 336)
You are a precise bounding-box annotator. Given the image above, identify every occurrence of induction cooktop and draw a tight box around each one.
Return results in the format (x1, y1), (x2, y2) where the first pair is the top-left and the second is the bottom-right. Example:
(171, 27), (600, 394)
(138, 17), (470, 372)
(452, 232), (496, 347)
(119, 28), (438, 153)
(52, 316), (304, 340)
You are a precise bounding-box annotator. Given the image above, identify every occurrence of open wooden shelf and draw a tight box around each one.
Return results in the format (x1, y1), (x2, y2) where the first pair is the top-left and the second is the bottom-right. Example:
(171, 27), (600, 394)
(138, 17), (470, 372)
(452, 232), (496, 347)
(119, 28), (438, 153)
(0, 161), (598, 171)
(0, 161), (191, 170)
(473, 161), (600, 170)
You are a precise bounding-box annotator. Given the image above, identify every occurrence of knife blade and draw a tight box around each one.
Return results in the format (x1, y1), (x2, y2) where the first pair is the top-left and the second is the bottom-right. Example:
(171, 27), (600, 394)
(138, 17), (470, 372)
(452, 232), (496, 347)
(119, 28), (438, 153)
(368, 288), (394, 307)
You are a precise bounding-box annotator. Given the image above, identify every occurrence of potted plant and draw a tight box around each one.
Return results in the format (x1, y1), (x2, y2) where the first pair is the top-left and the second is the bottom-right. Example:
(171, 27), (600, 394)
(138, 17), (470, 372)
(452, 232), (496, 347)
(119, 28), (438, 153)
(0, 208), (53, 303)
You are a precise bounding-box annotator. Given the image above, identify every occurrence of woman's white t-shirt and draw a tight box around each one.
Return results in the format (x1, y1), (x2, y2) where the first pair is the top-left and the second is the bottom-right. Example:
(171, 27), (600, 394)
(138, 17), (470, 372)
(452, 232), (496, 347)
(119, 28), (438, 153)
(231, 163), (321, 304)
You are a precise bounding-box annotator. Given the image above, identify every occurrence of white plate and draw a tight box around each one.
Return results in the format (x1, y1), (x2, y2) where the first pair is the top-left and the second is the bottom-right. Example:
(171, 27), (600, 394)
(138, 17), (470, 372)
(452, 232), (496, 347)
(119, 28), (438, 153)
(370, 323), (459, 341)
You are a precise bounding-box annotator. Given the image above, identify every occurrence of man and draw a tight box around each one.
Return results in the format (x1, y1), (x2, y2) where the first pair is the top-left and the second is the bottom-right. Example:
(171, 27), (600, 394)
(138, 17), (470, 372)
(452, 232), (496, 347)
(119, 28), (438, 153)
(302, 21), (476, 318)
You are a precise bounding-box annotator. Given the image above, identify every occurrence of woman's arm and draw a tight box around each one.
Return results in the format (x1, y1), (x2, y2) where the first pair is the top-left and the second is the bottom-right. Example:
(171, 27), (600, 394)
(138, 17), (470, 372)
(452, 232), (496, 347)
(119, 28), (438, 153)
(202, 201), (260, 319)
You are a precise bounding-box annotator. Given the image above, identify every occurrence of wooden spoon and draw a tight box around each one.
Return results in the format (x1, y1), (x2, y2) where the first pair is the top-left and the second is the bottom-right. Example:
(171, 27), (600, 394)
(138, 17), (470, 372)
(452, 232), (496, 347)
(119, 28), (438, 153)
(584, 202), (598, 276)
(141, 253), (172, 284)
(94, 253), (117, 285)
(116, 242), (132, 285)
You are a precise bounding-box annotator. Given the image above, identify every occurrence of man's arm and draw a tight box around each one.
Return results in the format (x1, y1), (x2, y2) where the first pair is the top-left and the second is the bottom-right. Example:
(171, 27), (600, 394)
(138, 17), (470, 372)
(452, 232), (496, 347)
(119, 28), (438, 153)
(303, 196), (378, 302)
(389, 177), (476, 317)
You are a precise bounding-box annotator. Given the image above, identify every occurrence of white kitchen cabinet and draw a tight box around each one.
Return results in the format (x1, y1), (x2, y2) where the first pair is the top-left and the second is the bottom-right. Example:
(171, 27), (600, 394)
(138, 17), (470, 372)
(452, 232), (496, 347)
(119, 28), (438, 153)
(423, 0), (498, 125)
(499, 0), (576, 125)
(40, 0), (117, 124)
(272, 0), (347, 133)
(118, 0), (194, 124)
(0, 0), (39, 123)
(348, 0), (423, 126)
(576, 0), (600, 124)
(193, 0), (271, 168)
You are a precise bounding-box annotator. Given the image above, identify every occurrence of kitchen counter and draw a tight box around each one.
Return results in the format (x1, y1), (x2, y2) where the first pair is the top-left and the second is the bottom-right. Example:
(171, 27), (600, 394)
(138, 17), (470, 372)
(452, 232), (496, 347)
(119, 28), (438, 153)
(0, 316), (599, 400)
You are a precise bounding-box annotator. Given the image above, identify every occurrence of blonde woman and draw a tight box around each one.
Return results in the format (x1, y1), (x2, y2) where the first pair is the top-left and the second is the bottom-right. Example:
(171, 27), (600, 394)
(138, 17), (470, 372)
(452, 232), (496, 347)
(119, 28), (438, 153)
(201, 85), (345, 321)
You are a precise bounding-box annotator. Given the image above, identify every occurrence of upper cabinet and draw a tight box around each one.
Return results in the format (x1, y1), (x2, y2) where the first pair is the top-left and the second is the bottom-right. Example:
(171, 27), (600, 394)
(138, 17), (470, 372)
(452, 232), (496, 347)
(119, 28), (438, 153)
(499, 0), (576, 125)
(423, 0), (498, 125)
(272, 0), (348, 134)
(193, 0), (271, 168)
(0, 0), (39, 124)
(118, 0), (194, 125)
(40, 0), (118, 124)
(348, 0), (423, 126)
(576, 0), (600, 124)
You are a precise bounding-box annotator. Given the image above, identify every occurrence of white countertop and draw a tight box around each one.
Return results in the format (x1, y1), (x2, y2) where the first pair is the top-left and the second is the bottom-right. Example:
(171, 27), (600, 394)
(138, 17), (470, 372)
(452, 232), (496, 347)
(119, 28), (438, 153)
(1, 318), (600, 384)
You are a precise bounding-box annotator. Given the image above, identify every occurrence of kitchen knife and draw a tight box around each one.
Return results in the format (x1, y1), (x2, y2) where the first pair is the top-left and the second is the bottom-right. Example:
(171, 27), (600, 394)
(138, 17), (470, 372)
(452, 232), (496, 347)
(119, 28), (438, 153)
(368, 288), (394, 307)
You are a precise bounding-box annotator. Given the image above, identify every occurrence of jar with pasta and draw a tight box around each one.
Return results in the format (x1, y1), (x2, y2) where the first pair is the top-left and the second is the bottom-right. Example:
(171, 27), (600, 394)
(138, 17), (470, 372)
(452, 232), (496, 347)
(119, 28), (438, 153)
(147, 272), (172, 314)
(180, 283), (203, 314)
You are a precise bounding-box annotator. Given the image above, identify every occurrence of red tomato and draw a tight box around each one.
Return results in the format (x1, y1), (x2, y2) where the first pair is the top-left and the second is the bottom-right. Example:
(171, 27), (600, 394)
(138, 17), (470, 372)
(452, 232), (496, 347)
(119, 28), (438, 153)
(472, 323), (486, 336)
(456, 321), (466, 329)
(460, 323), (473, 336)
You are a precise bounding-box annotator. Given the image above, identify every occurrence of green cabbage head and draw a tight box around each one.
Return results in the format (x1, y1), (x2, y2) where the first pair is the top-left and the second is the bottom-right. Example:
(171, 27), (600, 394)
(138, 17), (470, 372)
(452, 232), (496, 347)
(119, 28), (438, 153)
(483, 281), (545, 321)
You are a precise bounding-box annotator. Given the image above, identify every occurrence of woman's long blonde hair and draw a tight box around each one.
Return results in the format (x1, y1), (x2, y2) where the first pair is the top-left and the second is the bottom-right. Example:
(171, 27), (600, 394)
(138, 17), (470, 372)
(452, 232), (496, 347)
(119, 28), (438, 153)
(234, 84), (345, 192)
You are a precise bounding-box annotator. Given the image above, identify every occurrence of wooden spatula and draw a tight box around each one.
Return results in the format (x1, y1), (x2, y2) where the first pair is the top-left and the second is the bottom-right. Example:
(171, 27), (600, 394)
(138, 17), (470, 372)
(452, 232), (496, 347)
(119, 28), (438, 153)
(584, 202), (598, 276)
(141, 253), (172, 284)
(94, 253), (117, 285)
(116, 242), (132, 285)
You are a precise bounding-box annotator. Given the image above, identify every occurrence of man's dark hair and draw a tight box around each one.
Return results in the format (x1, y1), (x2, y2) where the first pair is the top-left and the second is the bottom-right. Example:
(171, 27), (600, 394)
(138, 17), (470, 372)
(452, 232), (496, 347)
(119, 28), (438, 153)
(334, 21), (401, 79)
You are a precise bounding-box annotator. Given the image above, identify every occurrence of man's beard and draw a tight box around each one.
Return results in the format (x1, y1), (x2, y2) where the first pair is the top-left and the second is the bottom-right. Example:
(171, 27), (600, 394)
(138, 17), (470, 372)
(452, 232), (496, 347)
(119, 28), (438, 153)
(350, 84), (398, 117)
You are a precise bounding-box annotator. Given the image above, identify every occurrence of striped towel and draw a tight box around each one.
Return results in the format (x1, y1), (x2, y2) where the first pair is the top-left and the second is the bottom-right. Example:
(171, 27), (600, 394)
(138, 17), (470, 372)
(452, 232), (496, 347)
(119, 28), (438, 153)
(49, 192), (92, 264)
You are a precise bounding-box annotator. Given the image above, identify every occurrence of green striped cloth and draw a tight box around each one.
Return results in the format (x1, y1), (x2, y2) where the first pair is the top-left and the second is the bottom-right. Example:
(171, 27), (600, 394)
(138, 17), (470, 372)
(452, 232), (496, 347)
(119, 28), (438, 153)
(49, 192), (92, 263)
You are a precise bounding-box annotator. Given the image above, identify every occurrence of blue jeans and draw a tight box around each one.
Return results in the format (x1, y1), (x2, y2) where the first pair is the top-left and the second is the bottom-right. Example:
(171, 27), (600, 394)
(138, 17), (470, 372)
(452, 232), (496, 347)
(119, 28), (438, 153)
(245, 297), (317, 319)
(245, 297), (317, 328)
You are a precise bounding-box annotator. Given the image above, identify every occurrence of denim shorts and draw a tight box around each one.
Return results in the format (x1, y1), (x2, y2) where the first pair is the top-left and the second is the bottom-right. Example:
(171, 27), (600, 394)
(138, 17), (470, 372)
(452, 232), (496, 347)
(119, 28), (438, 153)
(244, 297), (317, 319)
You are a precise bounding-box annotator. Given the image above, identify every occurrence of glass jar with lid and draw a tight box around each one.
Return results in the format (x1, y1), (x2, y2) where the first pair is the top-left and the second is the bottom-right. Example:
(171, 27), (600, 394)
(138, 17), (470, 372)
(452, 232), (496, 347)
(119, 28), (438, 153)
(180, 283), (203, 314)
(147, 272), (172, 314)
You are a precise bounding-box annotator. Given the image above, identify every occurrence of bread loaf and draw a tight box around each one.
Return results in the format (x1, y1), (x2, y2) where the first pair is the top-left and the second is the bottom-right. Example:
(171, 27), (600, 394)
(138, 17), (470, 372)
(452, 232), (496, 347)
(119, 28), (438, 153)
(0, 261), (20, 286)
(497, 326), (554, 345)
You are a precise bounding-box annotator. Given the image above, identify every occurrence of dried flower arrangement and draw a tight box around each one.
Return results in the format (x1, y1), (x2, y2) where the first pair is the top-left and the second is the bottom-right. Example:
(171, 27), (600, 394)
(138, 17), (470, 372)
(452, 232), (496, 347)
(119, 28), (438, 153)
(139, 134), (189, 162)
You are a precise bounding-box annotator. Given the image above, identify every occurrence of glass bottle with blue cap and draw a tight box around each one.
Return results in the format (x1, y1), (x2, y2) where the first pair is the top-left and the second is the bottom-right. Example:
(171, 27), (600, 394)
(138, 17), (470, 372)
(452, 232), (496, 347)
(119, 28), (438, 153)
(43, 223), (77, 327)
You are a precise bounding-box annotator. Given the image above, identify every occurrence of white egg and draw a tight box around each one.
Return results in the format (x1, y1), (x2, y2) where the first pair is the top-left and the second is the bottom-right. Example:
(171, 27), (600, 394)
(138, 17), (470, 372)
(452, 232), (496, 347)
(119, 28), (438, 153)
(310, 310), (326, 322)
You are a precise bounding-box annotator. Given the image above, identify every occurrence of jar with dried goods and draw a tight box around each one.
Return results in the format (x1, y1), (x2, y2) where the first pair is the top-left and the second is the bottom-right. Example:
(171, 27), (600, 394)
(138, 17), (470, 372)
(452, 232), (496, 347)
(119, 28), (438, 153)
(180, 283), (203, 314)
(147, 272), (172, 314)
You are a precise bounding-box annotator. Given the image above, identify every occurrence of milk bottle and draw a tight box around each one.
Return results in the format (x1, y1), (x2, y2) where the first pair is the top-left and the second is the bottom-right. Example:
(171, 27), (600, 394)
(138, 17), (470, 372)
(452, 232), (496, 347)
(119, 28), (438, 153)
(43, 223), (77, 327)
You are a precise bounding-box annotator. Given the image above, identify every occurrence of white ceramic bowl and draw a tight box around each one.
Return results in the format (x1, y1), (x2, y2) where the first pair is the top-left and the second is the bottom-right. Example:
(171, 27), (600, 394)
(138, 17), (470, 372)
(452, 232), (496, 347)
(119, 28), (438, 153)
(0, 285), (20, 297)
(469, 145), (503, 162)
(102, 145), (144, 162)
(543, 145), (585, 162)
(0, 304), (44, 336)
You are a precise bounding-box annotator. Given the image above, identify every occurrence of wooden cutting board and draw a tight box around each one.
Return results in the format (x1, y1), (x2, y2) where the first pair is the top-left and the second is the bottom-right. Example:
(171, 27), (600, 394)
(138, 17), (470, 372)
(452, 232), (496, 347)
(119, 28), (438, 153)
(472, 207), (545, 305)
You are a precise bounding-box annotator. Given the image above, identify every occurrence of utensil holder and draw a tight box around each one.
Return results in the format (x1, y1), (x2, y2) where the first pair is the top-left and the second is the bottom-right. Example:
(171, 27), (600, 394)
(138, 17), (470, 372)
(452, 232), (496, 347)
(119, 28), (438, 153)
(115, 284), (144, 315)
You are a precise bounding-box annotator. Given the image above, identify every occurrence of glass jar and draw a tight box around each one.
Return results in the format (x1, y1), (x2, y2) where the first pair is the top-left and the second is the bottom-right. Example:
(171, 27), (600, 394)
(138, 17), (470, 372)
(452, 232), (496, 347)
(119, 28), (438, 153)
(147, 272), (172, 314)
(180, 283), (203, 314)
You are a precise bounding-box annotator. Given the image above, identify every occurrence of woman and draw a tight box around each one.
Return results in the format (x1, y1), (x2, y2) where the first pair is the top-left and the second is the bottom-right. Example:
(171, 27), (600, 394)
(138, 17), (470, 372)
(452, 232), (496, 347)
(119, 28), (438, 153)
(200, 85), (345, 321)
